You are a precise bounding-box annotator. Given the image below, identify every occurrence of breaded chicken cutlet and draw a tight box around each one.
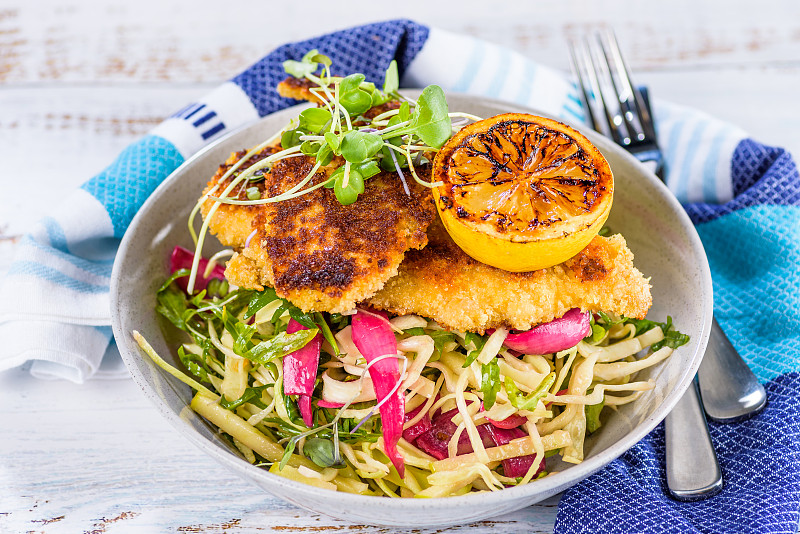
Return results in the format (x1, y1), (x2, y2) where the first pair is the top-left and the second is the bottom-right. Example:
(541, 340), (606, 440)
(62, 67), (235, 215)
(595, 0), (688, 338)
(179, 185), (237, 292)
(201, 76), (652, 330)
(367, 220), (652, 333)
(201, 146), (436, 313)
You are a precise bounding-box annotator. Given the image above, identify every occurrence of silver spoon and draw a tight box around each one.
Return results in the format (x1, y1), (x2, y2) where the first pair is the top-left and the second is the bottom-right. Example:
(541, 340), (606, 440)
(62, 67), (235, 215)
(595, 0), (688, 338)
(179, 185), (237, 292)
(697, 317), (767, 422)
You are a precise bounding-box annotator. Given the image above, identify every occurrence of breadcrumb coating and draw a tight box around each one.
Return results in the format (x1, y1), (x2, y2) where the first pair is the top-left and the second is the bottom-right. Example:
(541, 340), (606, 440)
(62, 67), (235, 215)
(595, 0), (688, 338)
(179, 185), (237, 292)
(367, 220), (652, 333)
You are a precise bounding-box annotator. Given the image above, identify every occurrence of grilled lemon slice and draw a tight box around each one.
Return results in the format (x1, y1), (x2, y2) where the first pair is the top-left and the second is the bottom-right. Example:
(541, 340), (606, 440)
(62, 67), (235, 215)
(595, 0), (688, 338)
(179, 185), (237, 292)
(432, 113), (614, 272)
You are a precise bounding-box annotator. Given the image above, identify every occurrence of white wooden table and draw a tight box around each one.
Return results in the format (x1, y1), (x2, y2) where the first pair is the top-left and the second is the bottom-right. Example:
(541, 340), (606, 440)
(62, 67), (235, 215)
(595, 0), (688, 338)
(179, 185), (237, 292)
(2, 1), (799, 532)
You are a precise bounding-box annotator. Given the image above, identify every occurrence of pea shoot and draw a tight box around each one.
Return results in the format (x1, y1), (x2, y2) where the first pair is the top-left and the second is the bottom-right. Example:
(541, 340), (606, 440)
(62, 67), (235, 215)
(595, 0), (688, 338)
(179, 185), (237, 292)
(205, 50), (464, 211)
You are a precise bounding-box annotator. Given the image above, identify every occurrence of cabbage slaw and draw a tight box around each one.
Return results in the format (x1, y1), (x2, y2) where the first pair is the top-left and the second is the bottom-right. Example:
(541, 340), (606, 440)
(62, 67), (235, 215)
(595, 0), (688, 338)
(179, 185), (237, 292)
(134, 247), (689, 497)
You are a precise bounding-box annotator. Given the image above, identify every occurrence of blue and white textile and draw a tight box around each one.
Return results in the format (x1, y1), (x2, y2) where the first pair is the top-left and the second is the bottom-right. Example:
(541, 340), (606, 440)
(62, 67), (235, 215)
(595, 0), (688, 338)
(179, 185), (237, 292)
(1, 19), (798, 534)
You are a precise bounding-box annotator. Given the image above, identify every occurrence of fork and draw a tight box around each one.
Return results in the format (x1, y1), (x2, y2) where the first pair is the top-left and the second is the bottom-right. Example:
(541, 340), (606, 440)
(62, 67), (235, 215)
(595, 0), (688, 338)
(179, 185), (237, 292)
(571, 30), (766, 420)
(568, 30), (734, 501)
(569, 33), (664, 179)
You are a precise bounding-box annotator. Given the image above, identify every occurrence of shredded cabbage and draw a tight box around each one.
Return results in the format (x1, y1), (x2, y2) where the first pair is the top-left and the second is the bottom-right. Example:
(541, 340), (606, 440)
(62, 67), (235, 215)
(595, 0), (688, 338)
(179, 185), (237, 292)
(139, 263), (689, 497)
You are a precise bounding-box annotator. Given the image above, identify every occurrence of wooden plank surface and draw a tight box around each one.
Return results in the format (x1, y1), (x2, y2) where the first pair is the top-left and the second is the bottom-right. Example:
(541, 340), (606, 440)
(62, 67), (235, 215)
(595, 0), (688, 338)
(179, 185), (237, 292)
(1, 1), (799, 532)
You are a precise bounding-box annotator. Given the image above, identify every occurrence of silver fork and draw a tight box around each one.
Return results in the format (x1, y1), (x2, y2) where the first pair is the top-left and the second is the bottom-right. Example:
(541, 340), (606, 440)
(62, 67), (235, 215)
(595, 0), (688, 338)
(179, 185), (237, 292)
(571, 31), (765, 422)
(569, 33), (664, 179)
(567, 30), (763, 500)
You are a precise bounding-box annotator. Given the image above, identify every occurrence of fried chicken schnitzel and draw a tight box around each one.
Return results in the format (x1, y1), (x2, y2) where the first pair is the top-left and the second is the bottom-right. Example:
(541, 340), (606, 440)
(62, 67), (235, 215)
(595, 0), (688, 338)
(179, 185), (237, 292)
(201, 146), (436, 313)
(367, 220), (652, 333)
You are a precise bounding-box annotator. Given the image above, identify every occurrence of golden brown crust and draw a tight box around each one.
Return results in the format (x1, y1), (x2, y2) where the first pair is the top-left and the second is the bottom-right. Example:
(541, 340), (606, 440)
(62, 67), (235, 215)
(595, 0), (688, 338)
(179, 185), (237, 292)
(367, 220), (652, 333)
(200, 144), (437, 313)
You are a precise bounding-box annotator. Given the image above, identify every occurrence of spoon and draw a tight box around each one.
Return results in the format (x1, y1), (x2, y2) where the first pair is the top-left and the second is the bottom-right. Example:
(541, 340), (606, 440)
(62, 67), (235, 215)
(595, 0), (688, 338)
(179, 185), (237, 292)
(697, 317), (767, 422)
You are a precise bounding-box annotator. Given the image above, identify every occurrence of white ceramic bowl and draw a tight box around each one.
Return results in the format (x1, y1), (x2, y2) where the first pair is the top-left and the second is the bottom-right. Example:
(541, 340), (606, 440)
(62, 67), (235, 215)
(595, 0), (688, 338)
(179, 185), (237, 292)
(110, 93), (713, 528)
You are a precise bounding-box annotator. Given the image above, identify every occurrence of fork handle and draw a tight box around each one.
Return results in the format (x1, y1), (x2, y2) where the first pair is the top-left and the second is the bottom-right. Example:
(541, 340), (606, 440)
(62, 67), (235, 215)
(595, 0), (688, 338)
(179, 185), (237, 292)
(664, 378), (723, 501)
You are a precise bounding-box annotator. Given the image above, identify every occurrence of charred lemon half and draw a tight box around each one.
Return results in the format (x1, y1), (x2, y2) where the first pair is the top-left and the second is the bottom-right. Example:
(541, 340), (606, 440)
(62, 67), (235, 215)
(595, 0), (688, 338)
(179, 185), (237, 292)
(432, 113), (614, 272)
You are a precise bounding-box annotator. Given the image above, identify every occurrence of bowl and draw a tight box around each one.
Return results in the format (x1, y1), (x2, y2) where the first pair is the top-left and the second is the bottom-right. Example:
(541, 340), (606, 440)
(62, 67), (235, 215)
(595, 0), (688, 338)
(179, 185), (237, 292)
(110, 93), (713, 527)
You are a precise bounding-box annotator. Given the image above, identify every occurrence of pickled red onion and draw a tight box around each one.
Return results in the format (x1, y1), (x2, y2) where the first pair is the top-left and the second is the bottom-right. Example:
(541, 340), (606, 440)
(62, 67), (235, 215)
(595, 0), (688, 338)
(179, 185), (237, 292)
(502, 308), (591, 355)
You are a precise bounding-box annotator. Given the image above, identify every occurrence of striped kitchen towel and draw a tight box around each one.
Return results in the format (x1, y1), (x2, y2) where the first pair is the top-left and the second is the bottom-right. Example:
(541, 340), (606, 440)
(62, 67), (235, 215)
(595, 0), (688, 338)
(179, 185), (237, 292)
(0, 19), (798, 533)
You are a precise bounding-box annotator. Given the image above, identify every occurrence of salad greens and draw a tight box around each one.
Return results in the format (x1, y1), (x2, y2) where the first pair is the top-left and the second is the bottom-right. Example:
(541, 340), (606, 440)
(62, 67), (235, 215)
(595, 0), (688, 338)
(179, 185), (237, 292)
(141, 257), (691, 498)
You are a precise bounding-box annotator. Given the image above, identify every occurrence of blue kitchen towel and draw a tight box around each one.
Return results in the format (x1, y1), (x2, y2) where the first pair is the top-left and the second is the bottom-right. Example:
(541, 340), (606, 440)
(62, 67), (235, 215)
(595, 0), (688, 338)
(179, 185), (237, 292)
(0, 18), (798, 534)
(555, 144), (800, 534)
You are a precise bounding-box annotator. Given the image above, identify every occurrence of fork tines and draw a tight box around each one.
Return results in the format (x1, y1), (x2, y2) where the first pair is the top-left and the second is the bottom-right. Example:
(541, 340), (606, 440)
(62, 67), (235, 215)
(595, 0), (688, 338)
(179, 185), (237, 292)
(569, 30), (663, 177)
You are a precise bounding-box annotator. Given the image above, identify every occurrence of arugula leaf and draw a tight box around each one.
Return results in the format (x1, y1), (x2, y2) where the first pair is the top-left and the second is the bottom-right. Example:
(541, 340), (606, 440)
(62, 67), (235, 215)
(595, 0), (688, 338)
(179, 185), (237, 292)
(213, 306), (259, 355)
(244, 288), (280, 320)
(270, 301), (293, 324)
(327, 313), (351, 331)
(506, 372), (556, 411)
(279, 436), (299, 470)
(282, 393), (304, 426)
(157, 268), (191, 293)
(623, 315), (690, 350)
(288, 307), (316, 329)
(156, 285), (189, 330)
(177, 344), (209, 381)
(624, 317), (661, 336)
(429, 330), (455, 360)
(481, 360), (501, 410)
(314, 312), (339, 356)
(462, 332), (488, 368)
(588, 322), (606, 344)
(658, 331), (690, 350)
(220, 384), (270, 411)
(398, 327), (452, 363)
(232, 321), (259, 355)
(245, 329), (319, 365)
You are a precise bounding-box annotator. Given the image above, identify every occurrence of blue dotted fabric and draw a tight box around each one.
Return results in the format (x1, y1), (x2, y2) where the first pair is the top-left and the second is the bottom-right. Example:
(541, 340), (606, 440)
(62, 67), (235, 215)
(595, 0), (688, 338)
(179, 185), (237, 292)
(685, 140), (800, 224)
(555, 138), (800, 533)
(555, 373), (800, 534)
(698, 205), (800, 384)
(232, 19), (429, 117)
(81, 135), (185, 238)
